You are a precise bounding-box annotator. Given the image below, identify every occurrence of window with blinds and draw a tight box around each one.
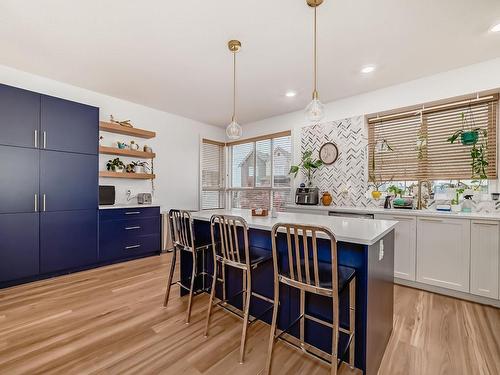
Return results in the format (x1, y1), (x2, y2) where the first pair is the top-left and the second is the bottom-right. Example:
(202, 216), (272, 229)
(227, 131), (292, 210)
(201, 139), (225, 209)
(368, 95), (498, 181)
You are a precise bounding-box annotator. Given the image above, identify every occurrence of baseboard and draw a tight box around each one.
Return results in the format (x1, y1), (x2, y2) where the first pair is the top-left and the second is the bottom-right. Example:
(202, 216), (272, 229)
(394, 278), (500, 308)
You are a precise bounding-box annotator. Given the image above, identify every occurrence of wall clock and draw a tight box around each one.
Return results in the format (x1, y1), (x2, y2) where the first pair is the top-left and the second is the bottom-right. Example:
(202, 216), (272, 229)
(319, 142), (339, 165)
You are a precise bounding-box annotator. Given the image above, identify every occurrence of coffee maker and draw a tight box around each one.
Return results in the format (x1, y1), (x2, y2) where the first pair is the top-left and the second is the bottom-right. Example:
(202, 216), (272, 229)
(295, 187), (319, 205)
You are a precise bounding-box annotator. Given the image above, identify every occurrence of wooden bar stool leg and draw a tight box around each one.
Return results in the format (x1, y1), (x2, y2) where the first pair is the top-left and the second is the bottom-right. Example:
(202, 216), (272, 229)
(204, 259), (218, 337)
(163, 247), (177, 307)
(185, 251), (197, 324)
(239, 268), (252, 364)
(349, 277), (356, 367)
(265, 280), (280, 374)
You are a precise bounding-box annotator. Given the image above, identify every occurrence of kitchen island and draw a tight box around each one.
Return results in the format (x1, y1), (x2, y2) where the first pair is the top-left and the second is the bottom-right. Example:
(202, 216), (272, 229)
(182, 209), (397, 374)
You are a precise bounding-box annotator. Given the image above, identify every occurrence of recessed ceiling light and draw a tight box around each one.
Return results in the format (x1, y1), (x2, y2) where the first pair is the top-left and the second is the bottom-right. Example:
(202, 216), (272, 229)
(285, 91), (297, 97)
(361, 65), (376, 74)
(490, 23), (500, 33)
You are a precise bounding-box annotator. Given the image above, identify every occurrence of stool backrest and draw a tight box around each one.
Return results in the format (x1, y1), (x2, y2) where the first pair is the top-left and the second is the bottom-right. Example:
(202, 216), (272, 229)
(210, 214), (250, 268)
(169, 209), (195, 251)
(271, 223), (338, 293)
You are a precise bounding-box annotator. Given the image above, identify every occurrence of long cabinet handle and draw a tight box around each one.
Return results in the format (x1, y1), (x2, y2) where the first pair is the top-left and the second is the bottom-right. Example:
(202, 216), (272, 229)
(472, 221), (499, 226)
(43, 131), (47, 148)
(34, 193), (38, 212)
(125, 211), (141, 215)
(42, 194), (46, 212)
(125, 226), (141, 230)
(34, 130), (38, 148)
(419, 218), (443, 223)
(125, 245), (141, 250)
(392, 216), (414, 220)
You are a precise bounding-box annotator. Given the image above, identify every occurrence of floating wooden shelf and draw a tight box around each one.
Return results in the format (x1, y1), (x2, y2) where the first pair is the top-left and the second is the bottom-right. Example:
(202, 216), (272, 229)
(99, 146), (156, 158)
(99, 171), (156, 179)
(99, 121), (156, 139)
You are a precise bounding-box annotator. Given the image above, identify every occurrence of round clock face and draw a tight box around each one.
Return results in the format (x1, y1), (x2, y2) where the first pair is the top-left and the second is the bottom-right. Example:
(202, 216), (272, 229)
(319, 142), (339, 165)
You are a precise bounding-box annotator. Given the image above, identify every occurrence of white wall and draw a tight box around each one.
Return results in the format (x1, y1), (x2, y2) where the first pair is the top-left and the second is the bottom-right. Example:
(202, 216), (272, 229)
(242, 57), (500, 189)
(0, 64), (225, 210)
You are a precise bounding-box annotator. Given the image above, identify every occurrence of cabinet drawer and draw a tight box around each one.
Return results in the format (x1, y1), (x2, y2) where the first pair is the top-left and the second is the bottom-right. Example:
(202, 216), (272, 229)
(99, 234), (160, 261)
(100, 217), (160, 239)
(99, 207), (160, 221)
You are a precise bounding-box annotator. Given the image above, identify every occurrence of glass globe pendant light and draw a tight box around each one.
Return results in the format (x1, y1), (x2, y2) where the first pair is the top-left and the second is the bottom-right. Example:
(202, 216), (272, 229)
(226, 40), (243, 140)
(305, 0), (325, 123)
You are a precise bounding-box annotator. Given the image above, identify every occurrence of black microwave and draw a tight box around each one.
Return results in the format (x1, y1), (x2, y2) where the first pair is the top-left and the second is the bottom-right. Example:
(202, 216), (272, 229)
(99, 185), (115, 205)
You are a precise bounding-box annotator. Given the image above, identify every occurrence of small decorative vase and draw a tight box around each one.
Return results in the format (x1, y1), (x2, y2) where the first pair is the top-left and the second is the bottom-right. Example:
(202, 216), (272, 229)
(321, 192), (333, 206)
(371, 191), (382, 200)
(143, 145), (153, 153)
(117, 142), (126, 149)
(115, 167), (125, 173)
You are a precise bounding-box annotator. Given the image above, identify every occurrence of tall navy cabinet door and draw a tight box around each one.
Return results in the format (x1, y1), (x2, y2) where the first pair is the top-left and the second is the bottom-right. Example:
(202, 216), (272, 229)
(0, 213), (39, 282)
(41, 95), (98, 155)
(0, 146), (39, 214)
(0, 84), (40, 148)
(40, 210), (98, 273)
(40, 151), (98, 212)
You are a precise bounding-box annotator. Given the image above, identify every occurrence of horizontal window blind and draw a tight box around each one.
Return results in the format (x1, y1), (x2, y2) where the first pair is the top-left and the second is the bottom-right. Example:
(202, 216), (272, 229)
(368, 95), (498, 181)
(201, 139), (225, 209)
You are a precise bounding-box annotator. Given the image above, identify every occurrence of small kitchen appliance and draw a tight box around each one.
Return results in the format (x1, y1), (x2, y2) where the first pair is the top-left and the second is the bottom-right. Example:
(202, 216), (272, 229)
(137, 192), (152, 205)
(99, 185), (115, 205)
(295, 187), (319, 205)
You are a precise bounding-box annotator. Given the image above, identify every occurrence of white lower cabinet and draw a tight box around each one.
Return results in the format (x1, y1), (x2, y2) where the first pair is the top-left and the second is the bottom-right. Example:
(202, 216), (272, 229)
(416, 217), (470, 292)
(470, 220), (499, 299)
(375, 214), (416, 281)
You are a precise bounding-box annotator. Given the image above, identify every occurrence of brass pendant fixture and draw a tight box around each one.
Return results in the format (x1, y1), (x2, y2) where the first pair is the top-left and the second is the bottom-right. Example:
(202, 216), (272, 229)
(304, 0), (325, 123)
(226, 40), (243, 140)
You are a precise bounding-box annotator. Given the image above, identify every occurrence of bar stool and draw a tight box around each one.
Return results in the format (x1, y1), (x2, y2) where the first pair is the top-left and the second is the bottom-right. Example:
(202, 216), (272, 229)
(204, 214), (274, 364)
(163, 209), (211, 324)
(265, 223), (356, 375)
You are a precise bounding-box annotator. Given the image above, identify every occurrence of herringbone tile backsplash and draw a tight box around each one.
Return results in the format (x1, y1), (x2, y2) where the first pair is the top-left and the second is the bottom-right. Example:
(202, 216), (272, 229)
(301, 116), (377, 208)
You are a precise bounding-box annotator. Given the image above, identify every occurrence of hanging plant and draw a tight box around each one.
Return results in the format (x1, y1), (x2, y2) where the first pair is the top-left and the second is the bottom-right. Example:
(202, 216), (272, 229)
(368, 139), (394, 198)
(447, 128), (488, 180)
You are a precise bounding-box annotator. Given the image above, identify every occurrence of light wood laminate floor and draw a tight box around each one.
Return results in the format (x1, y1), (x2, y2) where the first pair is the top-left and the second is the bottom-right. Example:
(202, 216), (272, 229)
(0, 254), (498, 375)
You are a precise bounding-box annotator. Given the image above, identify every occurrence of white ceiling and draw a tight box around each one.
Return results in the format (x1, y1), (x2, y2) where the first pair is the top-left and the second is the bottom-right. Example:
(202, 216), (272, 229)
(1, 0), (500, 127)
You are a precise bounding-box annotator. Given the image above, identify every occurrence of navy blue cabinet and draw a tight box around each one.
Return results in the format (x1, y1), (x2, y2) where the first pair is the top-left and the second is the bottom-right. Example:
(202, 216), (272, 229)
(0, 84), (40, 148)
(0, 146), (39, 214)
(0, 83), (100, 288)
(41, 95), (98, 155)
(0, 213), (39, 282)
(40, 210), (98, 273)
(40, 151), (98, 212)
(99, 207), (161, 262)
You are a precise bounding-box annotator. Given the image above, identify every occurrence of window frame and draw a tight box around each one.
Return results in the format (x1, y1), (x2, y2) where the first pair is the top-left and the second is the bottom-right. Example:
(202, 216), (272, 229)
(226, 131), (293, 210)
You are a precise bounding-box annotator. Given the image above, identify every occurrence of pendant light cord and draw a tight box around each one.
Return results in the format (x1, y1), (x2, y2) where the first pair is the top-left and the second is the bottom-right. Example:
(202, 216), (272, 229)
(313, 6), (318, 99)
(232, 51), (237, 122)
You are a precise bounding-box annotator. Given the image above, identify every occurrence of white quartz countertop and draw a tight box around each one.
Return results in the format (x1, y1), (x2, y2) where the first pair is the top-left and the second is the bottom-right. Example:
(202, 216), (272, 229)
(285, 204), (500, 221)
(99, 204), (161, 210)
(191, 208), (397, 246)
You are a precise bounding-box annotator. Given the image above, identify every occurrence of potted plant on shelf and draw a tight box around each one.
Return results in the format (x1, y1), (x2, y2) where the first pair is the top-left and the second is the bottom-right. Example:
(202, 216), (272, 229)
(289, 150), (323, 187)
(106, 158), (125, 173)
(132, 160), (150, 174)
